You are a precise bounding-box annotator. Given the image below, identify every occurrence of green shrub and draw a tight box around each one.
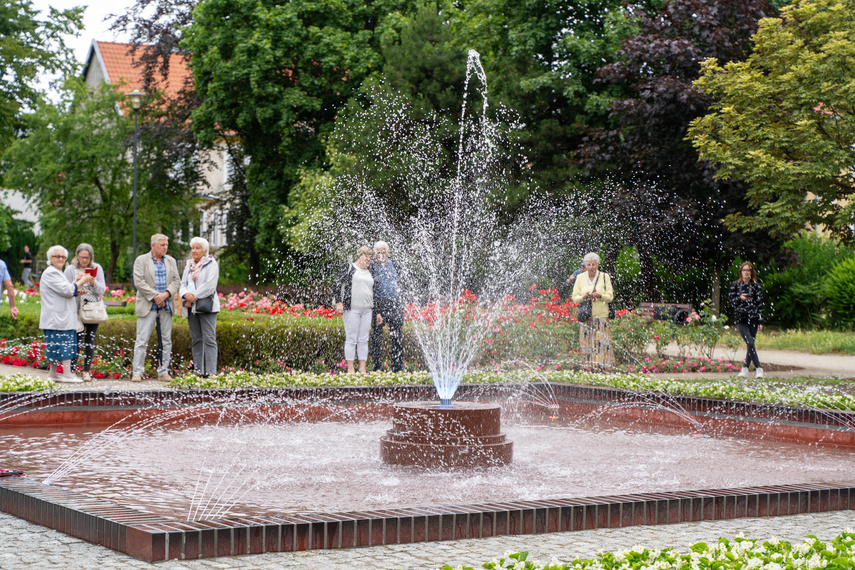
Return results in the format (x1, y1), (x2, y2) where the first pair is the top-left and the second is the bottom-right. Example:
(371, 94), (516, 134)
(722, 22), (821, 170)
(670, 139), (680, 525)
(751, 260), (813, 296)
(762, 234), (854, 328)
(824, 256), (855, 330)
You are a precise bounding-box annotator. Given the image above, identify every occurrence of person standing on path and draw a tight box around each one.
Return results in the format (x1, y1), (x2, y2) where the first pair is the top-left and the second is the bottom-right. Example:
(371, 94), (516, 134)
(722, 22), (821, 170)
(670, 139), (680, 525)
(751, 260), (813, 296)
(369, 241), (405, 372)
(20, 245), (33, 288)
(729, 261), (764, 379)
(0, 257), (18, 320)
(335, 246), (382, 374)
(179, 237), (220, 378)
(131, 234), (180, 382)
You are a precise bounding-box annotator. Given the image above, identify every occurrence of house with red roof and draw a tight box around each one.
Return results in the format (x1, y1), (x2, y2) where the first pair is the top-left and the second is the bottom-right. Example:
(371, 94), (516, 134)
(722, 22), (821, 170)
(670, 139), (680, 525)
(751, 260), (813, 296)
(82, 40), (233, 249)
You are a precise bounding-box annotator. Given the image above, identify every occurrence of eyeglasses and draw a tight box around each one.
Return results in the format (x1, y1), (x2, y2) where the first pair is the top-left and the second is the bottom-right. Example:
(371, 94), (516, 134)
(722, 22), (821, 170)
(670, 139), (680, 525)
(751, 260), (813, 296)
(51, 255), (67, 259)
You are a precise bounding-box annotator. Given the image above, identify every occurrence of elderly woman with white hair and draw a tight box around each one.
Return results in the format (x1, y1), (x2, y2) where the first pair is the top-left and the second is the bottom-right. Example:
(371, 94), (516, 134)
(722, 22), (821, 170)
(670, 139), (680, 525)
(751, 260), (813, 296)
(571, 252), (615, 370)
(65, 243), (107, 381)
(179, 237), (220, 377)
(40, 245), (93, 383)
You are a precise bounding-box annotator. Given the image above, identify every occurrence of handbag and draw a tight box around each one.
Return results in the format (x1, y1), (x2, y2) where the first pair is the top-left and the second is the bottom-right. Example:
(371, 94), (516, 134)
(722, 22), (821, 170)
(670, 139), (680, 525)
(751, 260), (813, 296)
(194, 295), (214, 314)
(577, 300), (592, 323)
(79, 299), (109, 324)
(608, 302), (616, 319)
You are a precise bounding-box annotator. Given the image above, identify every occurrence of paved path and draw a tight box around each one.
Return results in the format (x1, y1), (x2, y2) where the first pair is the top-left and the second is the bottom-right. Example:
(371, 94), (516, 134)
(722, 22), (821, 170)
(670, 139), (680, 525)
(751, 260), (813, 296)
(1, 509), (853, 569)
(1, 344), (853, 391)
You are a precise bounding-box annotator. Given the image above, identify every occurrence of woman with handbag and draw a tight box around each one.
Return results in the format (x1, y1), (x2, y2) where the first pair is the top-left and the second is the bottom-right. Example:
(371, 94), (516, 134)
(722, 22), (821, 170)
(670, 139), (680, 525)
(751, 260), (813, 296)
(334, 245), (382, 374)
(571, 252), (615, 370)
(42, 245), (93, 383)
(179, 237), (220, 377)
(65, 243), (107, 382)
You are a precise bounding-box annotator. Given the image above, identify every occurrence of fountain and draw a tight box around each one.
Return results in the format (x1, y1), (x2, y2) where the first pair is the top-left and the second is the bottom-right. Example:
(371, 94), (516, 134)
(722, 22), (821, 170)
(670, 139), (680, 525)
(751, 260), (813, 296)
(1, 50), (854, 564)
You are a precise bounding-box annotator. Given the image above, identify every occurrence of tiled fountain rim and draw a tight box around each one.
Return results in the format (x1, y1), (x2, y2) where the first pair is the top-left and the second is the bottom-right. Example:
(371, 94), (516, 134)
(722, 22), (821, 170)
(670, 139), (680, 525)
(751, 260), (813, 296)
(1, 382), (853, 429)
(1, 383), (854, 562)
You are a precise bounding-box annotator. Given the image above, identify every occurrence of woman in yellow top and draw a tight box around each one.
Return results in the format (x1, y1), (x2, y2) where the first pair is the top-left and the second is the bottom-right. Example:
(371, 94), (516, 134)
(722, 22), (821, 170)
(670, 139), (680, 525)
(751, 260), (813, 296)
(571, 252), (615, 370)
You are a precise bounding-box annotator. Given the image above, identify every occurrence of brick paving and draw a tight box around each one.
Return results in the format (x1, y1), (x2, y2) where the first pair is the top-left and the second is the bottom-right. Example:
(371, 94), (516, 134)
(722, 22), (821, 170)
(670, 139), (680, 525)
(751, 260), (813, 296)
(1, 510), (853, 569)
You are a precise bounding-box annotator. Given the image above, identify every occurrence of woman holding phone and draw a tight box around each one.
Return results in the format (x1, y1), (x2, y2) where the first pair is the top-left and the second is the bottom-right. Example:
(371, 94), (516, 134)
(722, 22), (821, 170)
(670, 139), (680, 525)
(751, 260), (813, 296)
(66, 243), (106, 381)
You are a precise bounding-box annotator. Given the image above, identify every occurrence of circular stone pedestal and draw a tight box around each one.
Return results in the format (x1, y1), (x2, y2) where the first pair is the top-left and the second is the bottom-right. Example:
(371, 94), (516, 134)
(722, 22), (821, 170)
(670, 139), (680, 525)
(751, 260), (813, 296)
(381, 402), (513, 468)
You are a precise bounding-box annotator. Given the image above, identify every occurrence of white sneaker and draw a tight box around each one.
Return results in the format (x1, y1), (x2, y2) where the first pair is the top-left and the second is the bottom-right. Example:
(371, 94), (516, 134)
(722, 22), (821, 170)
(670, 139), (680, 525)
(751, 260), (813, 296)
(755, 367), (764, 379)
(82, 372), (92, 382)
(737, 367), (749, 378)
(57, 375), (83, 384)
(131, 373), (143, 382)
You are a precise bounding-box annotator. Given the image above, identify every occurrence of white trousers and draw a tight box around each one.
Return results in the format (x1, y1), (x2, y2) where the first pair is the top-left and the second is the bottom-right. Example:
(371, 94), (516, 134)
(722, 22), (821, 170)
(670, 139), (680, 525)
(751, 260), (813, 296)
(343, 308), (372, 361)
(133, 308), (173, 376)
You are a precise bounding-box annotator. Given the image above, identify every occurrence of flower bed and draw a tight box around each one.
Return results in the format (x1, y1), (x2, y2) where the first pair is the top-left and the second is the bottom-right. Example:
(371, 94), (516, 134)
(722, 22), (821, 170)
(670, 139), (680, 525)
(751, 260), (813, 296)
(445, 531), (855, 570)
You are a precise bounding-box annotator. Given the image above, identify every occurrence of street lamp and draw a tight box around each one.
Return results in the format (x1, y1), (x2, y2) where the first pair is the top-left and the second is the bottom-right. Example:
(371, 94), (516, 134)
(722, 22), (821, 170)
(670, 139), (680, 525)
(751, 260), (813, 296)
(127, 90), (146, 264)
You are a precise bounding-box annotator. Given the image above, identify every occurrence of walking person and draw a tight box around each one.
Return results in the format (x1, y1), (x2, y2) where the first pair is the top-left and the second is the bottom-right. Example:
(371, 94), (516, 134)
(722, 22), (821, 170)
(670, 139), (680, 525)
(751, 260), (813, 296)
(20, 245), (33, 288)
(571, 252), (615, 370)
(131, 234), (180, 382)
(179, 237), (220, 377)
(65, 244), (106, 382)
(369, 241), (405, 372)
(40, 246), (92, 383)
(334, 246), (382, 374)
(729, 261), (764, 379)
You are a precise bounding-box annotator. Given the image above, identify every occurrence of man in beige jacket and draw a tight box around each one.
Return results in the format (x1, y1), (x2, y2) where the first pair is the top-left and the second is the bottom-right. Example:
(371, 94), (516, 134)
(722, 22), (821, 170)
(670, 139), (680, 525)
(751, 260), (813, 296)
(131, 233), (180, 382)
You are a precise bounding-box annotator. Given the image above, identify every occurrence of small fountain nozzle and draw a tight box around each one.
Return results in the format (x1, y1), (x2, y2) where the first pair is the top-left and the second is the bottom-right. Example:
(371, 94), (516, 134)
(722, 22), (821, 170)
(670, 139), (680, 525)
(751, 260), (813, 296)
(439, 398), (452, 407)
(548, 404), (560, 420)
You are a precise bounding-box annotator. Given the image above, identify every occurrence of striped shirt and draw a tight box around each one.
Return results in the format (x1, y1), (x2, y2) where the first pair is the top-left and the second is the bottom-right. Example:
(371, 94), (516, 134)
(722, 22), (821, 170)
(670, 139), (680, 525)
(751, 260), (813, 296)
(151, 254), (170, 312)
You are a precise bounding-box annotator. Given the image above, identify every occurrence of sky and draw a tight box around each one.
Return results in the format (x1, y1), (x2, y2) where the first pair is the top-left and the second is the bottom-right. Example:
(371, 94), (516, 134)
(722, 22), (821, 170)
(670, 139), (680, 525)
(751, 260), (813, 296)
(31, 0), (136, 76)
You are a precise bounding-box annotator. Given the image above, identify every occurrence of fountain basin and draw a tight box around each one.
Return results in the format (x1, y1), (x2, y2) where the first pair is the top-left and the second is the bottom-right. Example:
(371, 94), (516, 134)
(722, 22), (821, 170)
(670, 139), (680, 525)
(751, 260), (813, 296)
(381, 402), (513, 468)
(1, 383), (853, 563)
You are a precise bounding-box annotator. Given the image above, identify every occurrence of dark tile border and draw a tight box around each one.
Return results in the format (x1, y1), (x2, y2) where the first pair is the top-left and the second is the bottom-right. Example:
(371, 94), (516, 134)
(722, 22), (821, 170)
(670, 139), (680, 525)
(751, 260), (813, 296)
(1, 383), (854, 561)
(2, 475), (853, 562)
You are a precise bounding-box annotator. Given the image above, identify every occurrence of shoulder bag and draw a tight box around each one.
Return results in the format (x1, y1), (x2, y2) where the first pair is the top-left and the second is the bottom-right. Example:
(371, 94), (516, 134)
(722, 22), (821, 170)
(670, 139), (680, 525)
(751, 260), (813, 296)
(194, 295), (214, 314)
(80, 299), (109, 324)
(577, 271), (597, 323)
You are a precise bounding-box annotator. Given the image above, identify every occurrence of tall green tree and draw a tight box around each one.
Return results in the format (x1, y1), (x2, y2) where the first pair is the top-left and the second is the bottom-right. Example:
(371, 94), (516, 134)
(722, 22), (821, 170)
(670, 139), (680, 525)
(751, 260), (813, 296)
(0, 0), (82, 152)
(689, 0), (855, 246)
(183, 0), (417, 280)
(2, 79), (197, 281)
(575, 0), (780, 303)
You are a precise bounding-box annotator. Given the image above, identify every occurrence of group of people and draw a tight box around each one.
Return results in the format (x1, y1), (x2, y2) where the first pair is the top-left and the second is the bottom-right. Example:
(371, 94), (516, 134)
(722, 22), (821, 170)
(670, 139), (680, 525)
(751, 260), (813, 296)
(566, 254), (764, 376)
(1, 237), (764, 381)
(333, 241), (405, 374)
(28, 234), (220, 383)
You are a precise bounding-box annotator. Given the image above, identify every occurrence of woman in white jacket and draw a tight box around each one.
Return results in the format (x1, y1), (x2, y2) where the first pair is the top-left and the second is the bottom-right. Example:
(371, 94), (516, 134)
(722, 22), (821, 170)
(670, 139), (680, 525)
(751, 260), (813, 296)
(179, 237), (220, 377)
(40, 245), (92, 383)
(65, 243), (107, 382)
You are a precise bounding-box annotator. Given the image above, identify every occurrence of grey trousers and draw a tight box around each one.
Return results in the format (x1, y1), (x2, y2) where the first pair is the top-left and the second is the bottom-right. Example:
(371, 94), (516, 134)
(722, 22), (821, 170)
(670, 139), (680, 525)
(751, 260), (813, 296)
(133, 308), (173, 376)
(188, 311), (218, 375)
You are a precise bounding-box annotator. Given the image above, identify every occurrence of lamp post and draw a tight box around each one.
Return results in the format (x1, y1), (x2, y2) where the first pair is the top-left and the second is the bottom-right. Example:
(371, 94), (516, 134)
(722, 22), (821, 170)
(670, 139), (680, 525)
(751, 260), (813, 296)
(127, 90), (146, 263)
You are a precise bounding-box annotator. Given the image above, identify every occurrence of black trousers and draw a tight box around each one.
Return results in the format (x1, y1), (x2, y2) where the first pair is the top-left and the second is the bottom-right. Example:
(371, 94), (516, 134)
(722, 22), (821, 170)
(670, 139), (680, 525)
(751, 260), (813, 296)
(737, 322), (761, 369)
(73, 323), (99, 372)
(371, 298), (404, 372)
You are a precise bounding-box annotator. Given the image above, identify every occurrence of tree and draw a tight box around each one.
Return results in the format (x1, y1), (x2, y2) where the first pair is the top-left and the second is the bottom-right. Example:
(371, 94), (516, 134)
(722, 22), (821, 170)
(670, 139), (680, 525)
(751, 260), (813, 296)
(0, 0), (82, 152)
(575, 0), (781, 304)
(689, 0), (855, 246)
(2, 79), (198, 281)
(453, 0), (640, 199)
(182, 0), (417, 281)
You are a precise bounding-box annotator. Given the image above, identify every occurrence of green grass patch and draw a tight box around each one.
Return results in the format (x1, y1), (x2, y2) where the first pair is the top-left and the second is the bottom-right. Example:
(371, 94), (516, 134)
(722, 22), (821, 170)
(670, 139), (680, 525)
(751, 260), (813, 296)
(756, 329), (855, 355)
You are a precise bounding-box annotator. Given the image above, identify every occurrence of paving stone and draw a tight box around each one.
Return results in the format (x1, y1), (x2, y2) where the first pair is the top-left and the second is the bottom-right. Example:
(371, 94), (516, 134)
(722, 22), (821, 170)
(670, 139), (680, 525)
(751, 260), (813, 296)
(2, 510), (852, 569)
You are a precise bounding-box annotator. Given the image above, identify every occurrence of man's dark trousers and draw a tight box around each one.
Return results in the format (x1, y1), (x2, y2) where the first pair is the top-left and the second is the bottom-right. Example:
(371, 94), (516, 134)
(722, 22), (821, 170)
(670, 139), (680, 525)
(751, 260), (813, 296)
(371, 298), (404, 372)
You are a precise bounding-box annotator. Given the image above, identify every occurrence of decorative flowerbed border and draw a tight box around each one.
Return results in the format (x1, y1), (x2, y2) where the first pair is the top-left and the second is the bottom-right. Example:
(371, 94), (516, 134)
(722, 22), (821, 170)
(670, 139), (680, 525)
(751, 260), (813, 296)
(1, 383), (853, 562)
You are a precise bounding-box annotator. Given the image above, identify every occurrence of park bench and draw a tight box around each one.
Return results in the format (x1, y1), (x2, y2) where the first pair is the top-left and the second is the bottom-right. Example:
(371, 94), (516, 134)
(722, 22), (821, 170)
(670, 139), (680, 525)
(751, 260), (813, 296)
(637, 302), (693, 325)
